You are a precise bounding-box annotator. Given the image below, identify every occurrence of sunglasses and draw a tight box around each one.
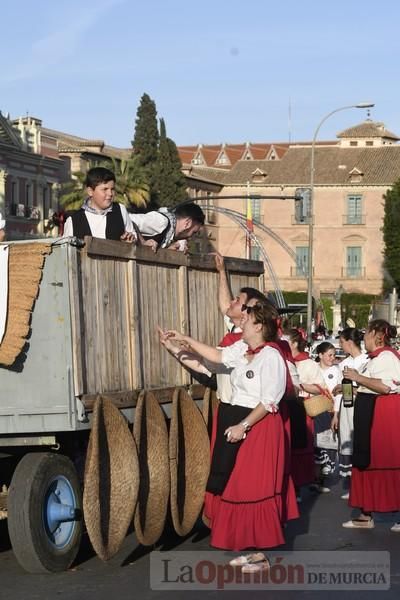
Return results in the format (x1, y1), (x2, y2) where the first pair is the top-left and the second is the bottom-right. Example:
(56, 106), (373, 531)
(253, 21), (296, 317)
(241, 304), (257, 314)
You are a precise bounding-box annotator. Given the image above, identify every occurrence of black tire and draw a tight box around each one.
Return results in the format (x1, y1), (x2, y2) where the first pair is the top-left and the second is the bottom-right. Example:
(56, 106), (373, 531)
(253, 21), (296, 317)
(7, 452), (82, 573)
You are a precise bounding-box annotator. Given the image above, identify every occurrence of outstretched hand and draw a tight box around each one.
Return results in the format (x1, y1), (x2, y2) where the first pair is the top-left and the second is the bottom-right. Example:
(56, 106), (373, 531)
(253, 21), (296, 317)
(157, 326), (191, 352)
(157, 326), (178, 352)
(163, 329), (193, 349)
(210, 251), (225, 272)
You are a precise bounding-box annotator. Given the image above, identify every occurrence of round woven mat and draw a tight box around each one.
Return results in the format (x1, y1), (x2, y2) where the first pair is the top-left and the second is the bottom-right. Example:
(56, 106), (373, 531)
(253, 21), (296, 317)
(133, 390), (170, 546)
(169, 387), (210, 536)
(83, 396), (139, 561)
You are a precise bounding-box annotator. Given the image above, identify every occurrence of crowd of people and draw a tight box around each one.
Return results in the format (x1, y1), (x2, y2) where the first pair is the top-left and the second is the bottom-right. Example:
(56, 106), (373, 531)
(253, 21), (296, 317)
(159, 254), (400, 572)
(2, 165), (400, 569)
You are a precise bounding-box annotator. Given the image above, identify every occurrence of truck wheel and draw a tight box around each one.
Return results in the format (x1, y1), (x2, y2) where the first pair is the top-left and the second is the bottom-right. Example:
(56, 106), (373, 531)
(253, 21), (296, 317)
(8, 452), (82, 573)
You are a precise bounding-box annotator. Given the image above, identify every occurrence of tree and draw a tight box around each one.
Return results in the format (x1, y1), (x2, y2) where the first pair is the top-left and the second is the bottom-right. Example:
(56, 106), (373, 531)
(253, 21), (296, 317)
(59, 157), (150, 213)
(382, 179), (400, 294)
(132, 93), (159, 205)
(156, 118), (187, 207)
(102, 157), (150, 210)
(59, 172), (87, 212)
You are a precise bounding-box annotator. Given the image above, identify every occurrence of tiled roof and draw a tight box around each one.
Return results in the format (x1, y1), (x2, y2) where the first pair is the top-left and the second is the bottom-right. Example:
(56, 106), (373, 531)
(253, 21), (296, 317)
(178, 142), (291, 168)
(337, 120), (399, 140)
(205, 146), (400, 186)
(186, 166), (230, 184)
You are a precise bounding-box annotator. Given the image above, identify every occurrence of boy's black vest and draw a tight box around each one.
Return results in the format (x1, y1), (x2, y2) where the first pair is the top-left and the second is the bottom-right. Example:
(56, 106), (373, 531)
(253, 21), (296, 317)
(71, 203), (125, 240)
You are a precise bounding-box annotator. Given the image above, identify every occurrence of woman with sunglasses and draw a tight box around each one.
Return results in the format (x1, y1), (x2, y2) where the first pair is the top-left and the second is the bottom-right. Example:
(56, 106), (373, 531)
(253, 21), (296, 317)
(341, 319), (400, 531)
(164, 303), (290, 571)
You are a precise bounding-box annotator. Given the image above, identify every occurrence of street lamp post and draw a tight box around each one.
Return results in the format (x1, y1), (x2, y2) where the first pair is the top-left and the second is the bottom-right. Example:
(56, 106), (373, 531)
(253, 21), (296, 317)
(306, 102), (375, 343)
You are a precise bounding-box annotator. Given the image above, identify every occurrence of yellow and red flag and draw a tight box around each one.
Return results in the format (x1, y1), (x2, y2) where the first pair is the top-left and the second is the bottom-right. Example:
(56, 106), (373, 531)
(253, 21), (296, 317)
(246, 197), (254, 233)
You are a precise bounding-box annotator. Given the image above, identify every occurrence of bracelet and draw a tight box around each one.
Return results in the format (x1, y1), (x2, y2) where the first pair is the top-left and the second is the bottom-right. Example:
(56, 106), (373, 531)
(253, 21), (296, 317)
(240, 420), (251, 432)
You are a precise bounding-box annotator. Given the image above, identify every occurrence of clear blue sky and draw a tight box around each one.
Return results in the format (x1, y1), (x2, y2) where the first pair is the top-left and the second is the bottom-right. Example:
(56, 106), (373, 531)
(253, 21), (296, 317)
(1, 0), (399, 148)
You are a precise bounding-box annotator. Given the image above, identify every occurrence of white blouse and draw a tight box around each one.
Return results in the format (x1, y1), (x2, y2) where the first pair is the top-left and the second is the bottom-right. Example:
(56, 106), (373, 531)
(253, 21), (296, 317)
(296, 358), (326, 396)
(339, 352), (369, 374)
(221, 340), (286, 412)
(358, 350), (400, 394)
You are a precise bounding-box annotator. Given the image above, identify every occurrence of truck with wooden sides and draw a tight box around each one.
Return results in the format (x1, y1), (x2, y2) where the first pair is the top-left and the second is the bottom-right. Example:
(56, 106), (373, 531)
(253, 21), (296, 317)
(0, 237), (264, 573)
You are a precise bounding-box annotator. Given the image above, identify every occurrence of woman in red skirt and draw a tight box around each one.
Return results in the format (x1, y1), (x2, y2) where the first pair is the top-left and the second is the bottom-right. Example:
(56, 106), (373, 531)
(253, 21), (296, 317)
(166, 303), (290, 572)
(342, 319), (400, 531)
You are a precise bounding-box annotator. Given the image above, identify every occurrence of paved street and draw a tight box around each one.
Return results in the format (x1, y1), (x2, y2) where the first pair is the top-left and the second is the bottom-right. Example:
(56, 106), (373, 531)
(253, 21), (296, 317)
(1, 476), (399, 599)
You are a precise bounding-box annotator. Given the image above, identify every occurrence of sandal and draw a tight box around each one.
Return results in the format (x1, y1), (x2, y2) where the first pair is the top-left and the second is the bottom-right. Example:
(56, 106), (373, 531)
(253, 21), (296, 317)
(342, 517), (374, 529)
(242, 559), (271, 573)
(229, 552), (266, 567)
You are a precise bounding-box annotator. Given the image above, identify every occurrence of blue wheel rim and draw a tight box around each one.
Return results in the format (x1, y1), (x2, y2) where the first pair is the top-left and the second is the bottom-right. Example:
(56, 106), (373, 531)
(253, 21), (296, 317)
(43, 475), (78, 549)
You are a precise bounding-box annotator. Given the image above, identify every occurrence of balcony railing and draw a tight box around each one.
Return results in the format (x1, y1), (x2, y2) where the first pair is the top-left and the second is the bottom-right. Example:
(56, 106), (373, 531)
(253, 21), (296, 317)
(291, 215), (312, 225)
(290, 266), (313, 278)
(342, 214), (366, 225)
(341, 267), (366, 279)
(9, 204), (41, 220)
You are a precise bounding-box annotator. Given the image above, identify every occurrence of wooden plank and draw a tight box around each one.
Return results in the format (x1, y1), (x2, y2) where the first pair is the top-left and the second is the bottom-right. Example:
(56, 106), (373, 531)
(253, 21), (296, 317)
(177, 264), (190, 385)
(127, 259), (140, 389)
(82, 383), (207, 410)
(67, 245), (85, 396)
(86, 237), (187, 267)
(85, 236), (136, 260)
(188, 254), (264, 274)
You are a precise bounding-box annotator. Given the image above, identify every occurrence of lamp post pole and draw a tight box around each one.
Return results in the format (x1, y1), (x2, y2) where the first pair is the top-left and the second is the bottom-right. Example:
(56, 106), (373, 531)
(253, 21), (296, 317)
(306, 102), (375, 343)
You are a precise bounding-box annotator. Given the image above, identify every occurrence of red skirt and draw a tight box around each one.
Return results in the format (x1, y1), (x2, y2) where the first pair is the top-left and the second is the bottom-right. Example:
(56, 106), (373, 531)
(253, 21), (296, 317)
(290, 415), (315, 487)
(279, 399), (301, 522)
(204, 405), (290, 550)
(350, 394), (400, 512)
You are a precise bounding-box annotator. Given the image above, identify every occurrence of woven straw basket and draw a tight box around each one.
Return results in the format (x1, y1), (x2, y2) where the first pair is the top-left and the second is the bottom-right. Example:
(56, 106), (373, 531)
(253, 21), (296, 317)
(83, 396), (139, 561)
(169, 387), (210, 536)
(133, 390), (170, 546)
(303, 393), (333, 418)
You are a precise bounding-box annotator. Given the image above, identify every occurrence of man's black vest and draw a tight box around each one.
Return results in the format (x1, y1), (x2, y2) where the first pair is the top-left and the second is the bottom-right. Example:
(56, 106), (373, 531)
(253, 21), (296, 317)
(70, 203), (125, 240)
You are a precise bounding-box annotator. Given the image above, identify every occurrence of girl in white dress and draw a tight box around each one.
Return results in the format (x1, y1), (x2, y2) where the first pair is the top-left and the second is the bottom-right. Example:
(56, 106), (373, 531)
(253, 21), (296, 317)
(313, 342), (341, 490)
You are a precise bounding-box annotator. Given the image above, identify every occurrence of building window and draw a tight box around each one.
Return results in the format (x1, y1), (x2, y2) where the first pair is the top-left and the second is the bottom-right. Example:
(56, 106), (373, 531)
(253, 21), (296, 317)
(250, 244), (260, 260)
(296, 246), (309, 276)
(366, 141), (373, 146)
(251, 197), (261, 223)
(43, 186), (50, 219)
(25, 182), (33, 208)
(346, 246), (362, 278)
(347, 195), (363, 224)
(216, 153), (229, 165)
(11, 181), (17, 204)
(294, 188), (311, 223)
(204, 193), (216, 224)
(350, 141), (358, 147)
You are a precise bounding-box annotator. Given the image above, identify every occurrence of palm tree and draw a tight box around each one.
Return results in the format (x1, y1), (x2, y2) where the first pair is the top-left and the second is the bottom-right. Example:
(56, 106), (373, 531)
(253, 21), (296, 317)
(59, 157), (150, 213)
(59, 171), (86, 212)
(109, 157), (150, 209)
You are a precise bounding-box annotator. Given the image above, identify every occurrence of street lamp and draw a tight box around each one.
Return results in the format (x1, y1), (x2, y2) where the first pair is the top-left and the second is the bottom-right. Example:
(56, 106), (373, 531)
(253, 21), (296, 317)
(306, 102), (375, 342)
